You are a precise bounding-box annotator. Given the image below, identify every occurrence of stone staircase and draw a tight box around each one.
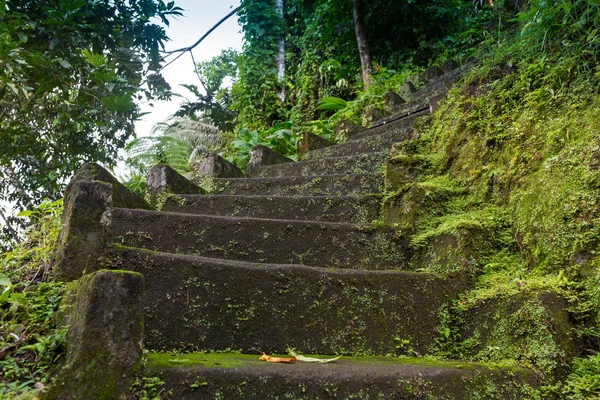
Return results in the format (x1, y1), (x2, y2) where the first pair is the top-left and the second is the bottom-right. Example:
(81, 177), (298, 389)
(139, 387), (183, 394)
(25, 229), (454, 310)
(50, 61), (541, 399)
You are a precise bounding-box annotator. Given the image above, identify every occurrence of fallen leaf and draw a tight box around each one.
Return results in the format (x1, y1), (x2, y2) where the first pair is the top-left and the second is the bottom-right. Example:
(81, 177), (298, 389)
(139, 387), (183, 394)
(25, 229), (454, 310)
(259, 352), (296, 363)
(289, 350), (342, 363)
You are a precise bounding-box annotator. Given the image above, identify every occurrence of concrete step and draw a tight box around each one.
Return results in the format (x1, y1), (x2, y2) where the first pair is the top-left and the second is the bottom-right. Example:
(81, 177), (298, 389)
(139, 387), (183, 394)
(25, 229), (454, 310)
(350, 109), (430, 142)
(161, 194), (382, 224)
(112, 208), (408, 270)
(145, 353), (538, 399)
(305, 126), (414, 160)
(255, 152), (389, 177)
(215, 174), (383, 196)
(115, 247), (468, 354)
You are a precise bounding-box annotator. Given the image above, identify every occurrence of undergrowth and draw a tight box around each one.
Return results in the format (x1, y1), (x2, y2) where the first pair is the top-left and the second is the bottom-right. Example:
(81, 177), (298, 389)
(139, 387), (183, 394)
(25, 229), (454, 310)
(396, 0), (600, 395)
(0, 199), (66, 398)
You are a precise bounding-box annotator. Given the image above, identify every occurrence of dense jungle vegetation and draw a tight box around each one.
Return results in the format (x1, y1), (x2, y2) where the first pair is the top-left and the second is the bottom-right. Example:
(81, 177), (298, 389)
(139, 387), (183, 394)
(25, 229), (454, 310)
(3, 0), (600, 398)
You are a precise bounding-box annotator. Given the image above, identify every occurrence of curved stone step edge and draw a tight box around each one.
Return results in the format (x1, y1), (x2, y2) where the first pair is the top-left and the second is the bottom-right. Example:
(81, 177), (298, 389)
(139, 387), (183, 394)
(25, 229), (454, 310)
(112, 206), (385, 231)
(146, 353), (540, 399)
(215, 173), (384, 196)
(160, 194), (383, 224)
(304, 128), (412, 160)
(255, 151), (389, 177)
(111, 206), (408, 270)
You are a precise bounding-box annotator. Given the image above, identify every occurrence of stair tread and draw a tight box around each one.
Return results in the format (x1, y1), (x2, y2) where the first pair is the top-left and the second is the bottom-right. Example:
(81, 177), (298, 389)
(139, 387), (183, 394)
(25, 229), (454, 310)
(147, 353), (538, 399)
(165, 193), (382, 200)
(161, 194), (382, 223)
(303, 114), (423, 160)
(149, 352), (530, 376)
(217, 172), (379, 182)
(114, 206), (377, 228)
(269, 151), (386, 164)
(214, 173), (383, 196)
(116, 245), (429, 275)
(112, 207), (408, 270)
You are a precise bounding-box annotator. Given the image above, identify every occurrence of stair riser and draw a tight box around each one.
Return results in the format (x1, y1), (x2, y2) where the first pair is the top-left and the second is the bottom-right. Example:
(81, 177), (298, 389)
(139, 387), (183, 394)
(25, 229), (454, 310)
(304, 113), (426, 161)
(162, 195), (382, 224)
(118, 249), (467, 355)
(305, 128), (413, 160)
(350, 109), (429, 142)
(112, 209), (408, 269)
(256, 152), (389, 177)
(152, 364), (537, 400)
(215, 174), (383, 196)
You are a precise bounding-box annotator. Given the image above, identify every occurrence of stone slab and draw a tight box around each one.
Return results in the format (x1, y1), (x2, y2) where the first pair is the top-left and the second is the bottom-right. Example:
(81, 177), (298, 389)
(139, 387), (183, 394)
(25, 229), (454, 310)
(112, 208), (409, 270)
(113, 248), (469, 354)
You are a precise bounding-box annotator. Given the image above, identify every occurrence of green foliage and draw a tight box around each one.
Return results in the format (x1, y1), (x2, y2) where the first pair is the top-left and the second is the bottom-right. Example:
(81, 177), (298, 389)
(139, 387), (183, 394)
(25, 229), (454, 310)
(325, 66), (417, 128)
(130, 375), (165, 400)
(387, 0), (600, 382)
(224, 121), (300, 170)
(315, 97), (348, 110)
(0, 199), (67, 397)
(0, 0), (182, 244)
(562, 353), (600, 399)
(1, 199), (63, 282)
(175, 49), (239, 131)
(233, 0), (286, 129)
(124, 135), (192, 189)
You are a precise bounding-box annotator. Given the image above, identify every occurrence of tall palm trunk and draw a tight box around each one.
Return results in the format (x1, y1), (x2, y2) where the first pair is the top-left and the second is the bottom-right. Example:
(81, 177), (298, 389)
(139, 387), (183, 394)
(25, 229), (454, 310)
(352, 0), (372, 90)
(275, 0), (285, 103)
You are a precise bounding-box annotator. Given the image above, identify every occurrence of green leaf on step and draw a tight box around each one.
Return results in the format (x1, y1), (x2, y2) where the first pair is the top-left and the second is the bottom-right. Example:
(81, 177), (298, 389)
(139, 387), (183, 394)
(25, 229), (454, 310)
(288, 350), (342, 363)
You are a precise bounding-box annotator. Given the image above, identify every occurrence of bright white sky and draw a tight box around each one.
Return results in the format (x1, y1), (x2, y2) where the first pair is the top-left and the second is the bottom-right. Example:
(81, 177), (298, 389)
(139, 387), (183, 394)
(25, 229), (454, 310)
(136, 0), (243, 137)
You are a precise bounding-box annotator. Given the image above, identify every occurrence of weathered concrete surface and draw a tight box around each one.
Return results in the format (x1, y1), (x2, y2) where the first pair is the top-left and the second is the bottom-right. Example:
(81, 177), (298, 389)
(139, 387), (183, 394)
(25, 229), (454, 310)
(442, 59), (460, 73)
(333, 119), (367, 139)
(146, 353), (540, 400)
(348, 111), (426, 142)
(193, 153), (243, 178)
(112, 208), (409, 270)
(161, 194), (382, 223)
(42, 270), (144, 400)
(53, 181), (113, 281)
(421, 65), (445, 82)
(146, 164), (205, 202)
(305, 125), (414, 160)
(115, 247), (470, 354)
(64, 162), (150, 210)
(256, 152), (389, 177)
(384, 91), (406, 107)
(215, 174), (384, 196)
(297, 132), (332, 159)
(245, 145), (294, 177)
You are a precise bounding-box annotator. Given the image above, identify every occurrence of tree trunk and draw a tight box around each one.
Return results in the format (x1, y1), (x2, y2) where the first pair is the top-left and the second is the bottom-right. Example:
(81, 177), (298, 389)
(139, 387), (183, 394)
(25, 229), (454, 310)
(275, 0), (285, 103)
(352, 0), (372, 90)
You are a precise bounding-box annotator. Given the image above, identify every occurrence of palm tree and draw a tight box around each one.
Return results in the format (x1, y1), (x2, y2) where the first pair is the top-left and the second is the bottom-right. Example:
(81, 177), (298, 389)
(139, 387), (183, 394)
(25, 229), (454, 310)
(124, 116), (224, 185)
(151, 117), (224, 165)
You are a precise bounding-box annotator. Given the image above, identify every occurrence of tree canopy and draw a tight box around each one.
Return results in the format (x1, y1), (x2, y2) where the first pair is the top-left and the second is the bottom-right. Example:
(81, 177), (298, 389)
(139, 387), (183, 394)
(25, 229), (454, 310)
(230, 0), (472, 129)
(0, 0), (182, 246)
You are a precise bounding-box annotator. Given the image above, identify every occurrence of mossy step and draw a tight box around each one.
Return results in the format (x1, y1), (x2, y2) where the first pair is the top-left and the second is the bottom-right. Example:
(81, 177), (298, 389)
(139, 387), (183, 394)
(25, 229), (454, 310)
(161, 194), (382, 223)
(144, 353), (538, 399)
(305, 117), (422, 160)
(350, 109), (430, 142)
(114, 247), (470, 354)
(255, 151), (389, 177)
(112, 208), (409, 269)
(215, 173), (383, 196)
